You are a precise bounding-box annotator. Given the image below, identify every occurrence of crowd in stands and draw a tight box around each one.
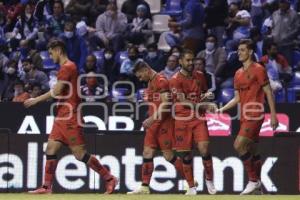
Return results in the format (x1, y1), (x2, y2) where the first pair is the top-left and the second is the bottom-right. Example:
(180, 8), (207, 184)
(0, 0), (299, 103)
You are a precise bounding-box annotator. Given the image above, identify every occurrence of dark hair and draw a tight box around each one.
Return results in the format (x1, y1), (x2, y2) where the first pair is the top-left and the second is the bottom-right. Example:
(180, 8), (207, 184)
(47, 39), (67, 54)
(128, 46), (139, 54)
(239, 39), (255, 51)
(21, 56), (32, 63)
(132, 59), (149, 74)
(266, 41), (277, 50)
(14, 79), (24, 87)
(147, 43), (158, 50)
(206, 34), (218, 42)
(180, 49), (194, 59)
(194, 57), (206, 66)
(53, 0), (64, 11)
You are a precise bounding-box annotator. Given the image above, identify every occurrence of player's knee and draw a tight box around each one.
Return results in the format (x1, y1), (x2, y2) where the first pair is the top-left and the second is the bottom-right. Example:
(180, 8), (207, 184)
(143, 149), (155, 159)
(72, 150), (86, 161)
(234, 141), (245, 153)
(181, 152), (192, 164)
(197, 145), (209, 157)
(162, 151), (174, 161)
(46, 145), (57, 155)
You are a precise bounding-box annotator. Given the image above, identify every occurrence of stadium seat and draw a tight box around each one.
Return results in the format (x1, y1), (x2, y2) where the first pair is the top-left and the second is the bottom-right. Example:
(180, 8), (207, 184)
(112, 88), (130, 102)
(157, 32), (171, 52)
(93, 50), (104, 67)
(292, 50), (300, 69)
(274, 89), (285, 103)
(145, 0), (161, 14)
(287, 87), (300, 103)
(117, 0), (126, 11)
(289, 71), (300, 87)
(163, 0), (182, 16)
(136, 88), (146, 102)
(40, 51), (57, 71)
(218, 88), (234, 104)
(115, 51), (128, 65)
(152, 14), (171, 33)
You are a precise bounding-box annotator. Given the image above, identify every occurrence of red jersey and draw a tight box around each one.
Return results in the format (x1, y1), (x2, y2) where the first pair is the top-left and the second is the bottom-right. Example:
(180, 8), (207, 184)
(169, 71), (208, 118)
(234, 62), (269, 121)
(144, 73), (170, 118)
(56, 60), (81, 118)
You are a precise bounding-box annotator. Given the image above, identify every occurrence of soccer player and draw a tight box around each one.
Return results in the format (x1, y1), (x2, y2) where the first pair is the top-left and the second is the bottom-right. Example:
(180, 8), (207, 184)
(169, 50), (217, 195)
(24, 39), (118, 194)
(217, 39), (278, 195)
(127, 60), (187, 194)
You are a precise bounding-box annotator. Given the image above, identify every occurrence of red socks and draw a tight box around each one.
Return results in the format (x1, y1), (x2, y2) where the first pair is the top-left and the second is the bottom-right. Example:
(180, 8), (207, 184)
(241, 152), (258, 182)
(44, 155), (58, 188)
(87, 155), (112, 181)
(141, 158), (154, 186)
(202, 155), (213, 181)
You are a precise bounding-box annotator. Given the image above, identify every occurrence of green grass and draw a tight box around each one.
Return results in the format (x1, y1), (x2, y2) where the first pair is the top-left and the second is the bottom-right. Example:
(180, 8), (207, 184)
(0, 194), (299, 200)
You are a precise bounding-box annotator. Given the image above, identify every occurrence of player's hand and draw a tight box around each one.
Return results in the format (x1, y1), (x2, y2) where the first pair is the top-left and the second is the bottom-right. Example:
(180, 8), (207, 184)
(24, 98), (38, 108)
(143, 117), (154, 129)
(271, 115), (279, 131)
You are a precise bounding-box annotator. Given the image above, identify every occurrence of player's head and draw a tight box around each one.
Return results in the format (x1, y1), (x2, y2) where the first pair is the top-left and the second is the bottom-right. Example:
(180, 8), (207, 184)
(132, 59), (152, 82)
(238, 39), (255, 63)
(47, 39), (67, 64)
(180, 49), (195, 73)
(193, 57), (205, 72)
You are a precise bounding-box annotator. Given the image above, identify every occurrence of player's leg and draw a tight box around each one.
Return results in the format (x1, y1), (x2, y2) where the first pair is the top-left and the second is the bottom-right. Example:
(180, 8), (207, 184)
(234, 135), (260, 194)
(173, 120), (196, 195)
(162, 150), (185, 178)
(194, 120), (217, 195)
(127, 146), (155, 194)
(69, 144), (117, 194)
(28, 139), (63, 194)
(250, 141), (262, 179)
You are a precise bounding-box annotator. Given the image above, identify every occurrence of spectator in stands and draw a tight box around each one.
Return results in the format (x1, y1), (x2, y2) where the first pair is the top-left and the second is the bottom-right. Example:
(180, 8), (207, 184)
(168, 0), (205, 53)
(164, 16), (182, 48)
(65, 0), (92, 22)
(0, 59), (19, 101)
(127, 4), (153, 45)
(29, 83), (42, 98)
(80, 71), (108, 102)
(204, 0), (228, 47)
(18, 39), (43, 70)
(169, 45), (183, 57)
(20, 57), (49, 92)
(225, 2), (252, 51)
(160, 55), (180, 80)
(143, 43), (166, 72)
(34, 0), (55, 22)
(120, 46), (140, 77)
(95, 2), (128, 52)
(194, 57), (216, 92)
(261, 42), (292, 91)
(83, 54), (99, 74)
(12, 3), (38, 42)
(0, 47), (9, 101)
(250, 0), (266, 30)
(250, 27), (264, 60)
(121, 0), (151, 23)
(89, 0), (109, 25)
(60, 20), (88, 72)
(271, 0), (299, 64)
(197, 34), (227, 77)
(12, 79), (30, 102)
(6, 0), (24, 22)
(45, 0), (66, 38)
(101, 48), (119, 87)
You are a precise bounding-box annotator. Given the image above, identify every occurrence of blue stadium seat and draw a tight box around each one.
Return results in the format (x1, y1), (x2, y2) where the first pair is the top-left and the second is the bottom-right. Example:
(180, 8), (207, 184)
(115, 51), (128, 65)
(289, 71), (300, 87)
(218, 88), (234, 104)
(93, 50), (104, 67)
(292, 50), (300, 69)
(163, 0), (182, 16)
(111, 88), (129, 102)
(40, 51), (57, 71)
(287, 87), (300, 103)
(136, 88), (146, 102)
(274, 89), (285, 103)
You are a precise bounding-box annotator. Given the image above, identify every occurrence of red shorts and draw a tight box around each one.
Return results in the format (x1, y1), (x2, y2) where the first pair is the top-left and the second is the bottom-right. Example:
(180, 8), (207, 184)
(144, 117), (174, 150)
(174, 118), (209, 151)
(49, 117), (85, 146)
(238, 119), (264, 142)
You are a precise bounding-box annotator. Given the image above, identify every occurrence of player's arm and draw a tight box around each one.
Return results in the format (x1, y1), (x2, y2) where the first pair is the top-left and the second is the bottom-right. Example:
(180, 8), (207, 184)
(263, 84), (279, 130)
(218, 90), (240, 113)
(24, 81), (65, 108)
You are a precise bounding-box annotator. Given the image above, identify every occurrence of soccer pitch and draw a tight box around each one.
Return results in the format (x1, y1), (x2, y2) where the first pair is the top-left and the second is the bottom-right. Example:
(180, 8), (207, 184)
(0, 194), (299, 200)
